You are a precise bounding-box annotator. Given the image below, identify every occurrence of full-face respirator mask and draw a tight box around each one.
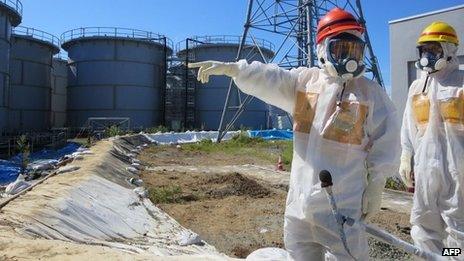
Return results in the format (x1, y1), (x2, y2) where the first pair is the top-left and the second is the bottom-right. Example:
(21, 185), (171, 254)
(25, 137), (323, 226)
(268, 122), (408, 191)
(320, 32), (366, 80)
(415, 42), (451, 73)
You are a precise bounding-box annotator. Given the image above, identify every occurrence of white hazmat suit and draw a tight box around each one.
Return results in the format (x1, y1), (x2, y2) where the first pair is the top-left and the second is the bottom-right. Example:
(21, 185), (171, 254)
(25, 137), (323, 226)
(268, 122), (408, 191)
(191, 33), (399, 260)
(401, 42), (464, 255)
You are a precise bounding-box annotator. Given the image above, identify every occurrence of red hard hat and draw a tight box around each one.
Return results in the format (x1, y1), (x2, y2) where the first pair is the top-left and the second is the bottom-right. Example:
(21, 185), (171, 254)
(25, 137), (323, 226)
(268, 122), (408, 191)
(316, 8), (364, 44)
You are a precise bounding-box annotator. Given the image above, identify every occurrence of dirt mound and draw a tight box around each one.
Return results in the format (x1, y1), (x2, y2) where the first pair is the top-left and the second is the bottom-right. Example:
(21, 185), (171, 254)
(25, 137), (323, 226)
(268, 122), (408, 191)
(142, 170), (273, 203)
(203, 172), (271, 199)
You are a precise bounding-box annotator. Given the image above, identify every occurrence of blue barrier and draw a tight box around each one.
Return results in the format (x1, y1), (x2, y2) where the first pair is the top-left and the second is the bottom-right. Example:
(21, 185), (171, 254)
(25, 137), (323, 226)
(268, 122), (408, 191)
(0, 142), (81, 185)
(248, 129), (293, 140)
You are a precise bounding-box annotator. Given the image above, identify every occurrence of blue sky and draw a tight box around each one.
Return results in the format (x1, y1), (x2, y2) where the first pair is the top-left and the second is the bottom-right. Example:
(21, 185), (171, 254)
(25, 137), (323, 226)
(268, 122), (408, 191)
(20, 0), (464, 90)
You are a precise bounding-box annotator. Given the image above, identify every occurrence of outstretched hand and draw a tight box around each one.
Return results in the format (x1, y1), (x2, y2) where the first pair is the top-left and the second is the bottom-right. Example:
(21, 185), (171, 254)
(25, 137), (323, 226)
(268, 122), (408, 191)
(188, 60), (239, 84)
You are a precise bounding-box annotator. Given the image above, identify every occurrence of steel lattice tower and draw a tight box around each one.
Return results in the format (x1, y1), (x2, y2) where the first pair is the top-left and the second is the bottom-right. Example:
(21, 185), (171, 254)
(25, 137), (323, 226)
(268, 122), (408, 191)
(217, 0), (383, 142)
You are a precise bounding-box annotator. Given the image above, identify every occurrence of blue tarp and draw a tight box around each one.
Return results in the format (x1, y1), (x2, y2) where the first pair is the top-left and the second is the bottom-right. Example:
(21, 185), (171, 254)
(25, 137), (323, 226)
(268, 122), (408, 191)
(0, 142), (81, 185)
(248, 129), (293, 140)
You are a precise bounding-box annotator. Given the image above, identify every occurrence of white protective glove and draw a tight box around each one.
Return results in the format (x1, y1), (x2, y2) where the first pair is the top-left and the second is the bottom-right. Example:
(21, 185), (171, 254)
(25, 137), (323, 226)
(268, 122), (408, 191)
(362, 175), (386, 220)
(188, 61), (239, 84)
(399, 150), (413, 188)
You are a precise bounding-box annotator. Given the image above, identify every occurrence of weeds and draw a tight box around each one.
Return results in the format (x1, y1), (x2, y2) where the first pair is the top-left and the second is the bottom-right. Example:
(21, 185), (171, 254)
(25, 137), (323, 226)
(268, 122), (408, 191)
(228, 132), (265, 146)
(85, 136), (94, 148)
(385, 176), (407, 191)
(105, 125), (123, 137)
(180, 132), (293, 169)
(17, 135), (30, 174)
(148, 185), (183, 204)
(181, 132), (264, 152)
(146, 125), (169, 133)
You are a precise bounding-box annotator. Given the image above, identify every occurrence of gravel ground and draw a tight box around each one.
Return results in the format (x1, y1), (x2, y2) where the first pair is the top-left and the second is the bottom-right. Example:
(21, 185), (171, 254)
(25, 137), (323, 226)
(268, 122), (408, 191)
(369, 238), (412, 260)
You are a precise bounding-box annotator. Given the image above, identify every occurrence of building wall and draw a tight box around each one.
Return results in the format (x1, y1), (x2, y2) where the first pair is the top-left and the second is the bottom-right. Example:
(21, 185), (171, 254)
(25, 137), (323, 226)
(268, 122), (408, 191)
(390, 5), (464, 123)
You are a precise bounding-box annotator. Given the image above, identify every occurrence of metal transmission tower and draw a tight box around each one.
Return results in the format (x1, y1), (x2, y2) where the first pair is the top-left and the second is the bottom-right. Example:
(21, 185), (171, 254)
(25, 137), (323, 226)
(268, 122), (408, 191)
(216, 0), (383, 142)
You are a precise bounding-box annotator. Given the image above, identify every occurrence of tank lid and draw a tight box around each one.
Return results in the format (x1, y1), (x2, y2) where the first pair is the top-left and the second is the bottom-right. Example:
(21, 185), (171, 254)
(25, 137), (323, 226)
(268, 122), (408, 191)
(12, 26), (60, 54)
(176, 35), (275, 54)
(0, 0), (22, 26)
(61, 27), (173, 52)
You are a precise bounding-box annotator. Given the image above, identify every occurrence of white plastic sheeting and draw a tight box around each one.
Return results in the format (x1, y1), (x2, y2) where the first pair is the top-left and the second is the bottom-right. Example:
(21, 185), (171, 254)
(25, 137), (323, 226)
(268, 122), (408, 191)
(0, 136), (229, 259)
(178, 231), (203, 246)
(56, 165), (80, 174)
(133, 187), (148, 198)
(246, 247), (288, 260)
(20, 174), (219, 255)
(4, 174), (30, 195)
(29, 160), (58, 171)
(143, 131), (241, 145)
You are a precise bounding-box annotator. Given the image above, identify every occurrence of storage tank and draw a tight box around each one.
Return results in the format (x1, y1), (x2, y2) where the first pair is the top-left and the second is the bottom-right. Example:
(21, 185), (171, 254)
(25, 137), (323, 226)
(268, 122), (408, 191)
(177, 36), (274, 130)
(9, 26), (59, 132)
(61, 27), (172, 130)
(51, 56), (67, 128)
(0, 1), (22, 134)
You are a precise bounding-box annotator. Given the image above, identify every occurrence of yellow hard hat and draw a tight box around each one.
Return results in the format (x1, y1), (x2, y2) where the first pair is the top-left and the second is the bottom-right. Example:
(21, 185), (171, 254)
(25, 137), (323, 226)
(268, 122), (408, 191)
(417, 21), (459, 45)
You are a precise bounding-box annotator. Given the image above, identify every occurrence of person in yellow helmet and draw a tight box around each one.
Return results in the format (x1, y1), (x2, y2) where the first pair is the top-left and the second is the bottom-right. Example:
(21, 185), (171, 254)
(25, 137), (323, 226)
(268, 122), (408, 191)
(400, 21), (464, 256)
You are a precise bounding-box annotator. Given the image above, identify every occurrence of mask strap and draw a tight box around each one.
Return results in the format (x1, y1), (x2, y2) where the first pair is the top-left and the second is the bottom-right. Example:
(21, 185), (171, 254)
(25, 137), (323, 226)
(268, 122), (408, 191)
(422, 74), (429, 94)
(337, 82), (347, 107)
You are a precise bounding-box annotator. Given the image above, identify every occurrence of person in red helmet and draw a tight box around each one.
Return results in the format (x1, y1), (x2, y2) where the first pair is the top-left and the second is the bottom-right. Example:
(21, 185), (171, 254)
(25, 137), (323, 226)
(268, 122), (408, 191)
(189, 8), (399, 260)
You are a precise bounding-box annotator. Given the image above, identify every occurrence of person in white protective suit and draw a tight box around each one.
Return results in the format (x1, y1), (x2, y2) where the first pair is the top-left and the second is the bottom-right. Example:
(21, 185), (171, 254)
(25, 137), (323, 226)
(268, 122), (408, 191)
(189, 8), (399, 261)
(399, 21), (464, 256)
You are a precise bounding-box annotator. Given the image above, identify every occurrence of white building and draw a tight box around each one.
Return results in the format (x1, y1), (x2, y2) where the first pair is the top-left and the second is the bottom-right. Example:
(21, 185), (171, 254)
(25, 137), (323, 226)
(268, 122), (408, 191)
(389, 5), (464, 121)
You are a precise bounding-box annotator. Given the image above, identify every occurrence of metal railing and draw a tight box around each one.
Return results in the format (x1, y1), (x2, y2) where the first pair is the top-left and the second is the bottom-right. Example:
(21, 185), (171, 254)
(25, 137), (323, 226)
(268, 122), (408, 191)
(12, 26), (60, 47)
(61, 27), (173, 49)
(176, 35), (275, 53)
(0, 130), (68, 158)
(53, 50), (68, 60)
(0, 0), (22, 16)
